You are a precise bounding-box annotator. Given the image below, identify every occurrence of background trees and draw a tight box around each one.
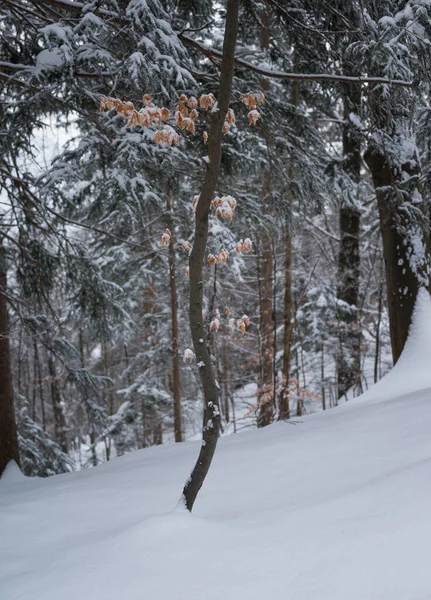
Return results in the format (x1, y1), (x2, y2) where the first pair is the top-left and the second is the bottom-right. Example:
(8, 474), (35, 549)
(1, 0), (430, 479)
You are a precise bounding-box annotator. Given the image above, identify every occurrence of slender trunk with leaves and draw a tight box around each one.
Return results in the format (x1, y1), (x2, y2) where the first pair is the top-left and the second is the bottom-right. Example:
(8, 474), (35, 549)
(181, 0), (240, 513)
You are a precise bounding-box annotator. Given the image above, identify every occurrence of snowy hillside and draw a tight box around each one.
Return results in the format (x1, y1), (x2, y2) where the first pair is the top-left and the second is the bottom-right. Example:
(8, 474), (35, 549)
(2, 293), (431, 600)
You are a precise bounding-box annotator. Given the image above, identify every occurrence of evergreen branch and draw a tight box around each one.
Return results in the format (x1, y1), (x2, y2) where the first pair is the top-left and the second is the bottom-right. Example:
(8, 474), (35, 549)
(179, 35), (413, 88)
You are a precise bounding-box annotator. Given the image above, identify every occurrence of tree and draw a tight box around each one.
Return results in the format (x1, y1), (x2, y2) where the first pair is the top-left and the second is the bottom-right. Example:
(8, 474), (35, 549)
(361, 1), (431, 363)
(0, 241), (20, 477)
(181, 0), (240, 512)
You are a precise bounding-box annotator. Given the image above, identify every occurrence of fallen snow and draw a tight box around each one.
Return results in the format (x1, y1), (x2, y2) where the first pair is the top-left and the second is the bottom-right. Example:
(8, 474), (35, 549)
(2, 291), (431, 600)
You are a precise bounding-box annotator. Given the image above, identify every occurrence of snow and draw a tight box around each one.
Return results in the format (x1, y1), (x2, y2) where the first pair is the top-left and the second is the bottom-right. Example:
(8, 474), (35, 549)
(359, 287), (431, 401)
(35, 49), (65, 73)
(2, 292), (431, 600)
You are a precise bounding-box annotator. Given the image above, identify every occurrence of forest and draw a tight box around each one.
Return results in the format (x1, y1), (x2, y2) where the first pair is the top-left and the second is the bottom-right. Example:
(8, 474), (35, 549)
(1, 0), (430, 506)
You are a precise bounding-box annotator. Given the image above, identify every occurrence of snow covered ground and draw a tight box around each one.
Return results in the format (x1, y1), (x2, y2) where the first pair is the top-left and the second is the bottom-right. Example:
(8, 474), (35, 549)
(2, 292), (431, 600)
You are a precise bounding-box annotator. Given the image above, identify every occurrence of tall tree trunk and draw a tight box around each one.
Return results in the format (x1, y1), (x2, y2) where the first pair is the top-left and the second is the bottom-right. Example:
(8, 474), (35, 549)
(257, 173), (274, 428)
(0, 242), (20, 477)
(279, 66), (299, 421)
(166, 182), (183, 443)
(364, 137), (429, 363)
(321, 337), (326, 411)
(374, 266), (383, 384)
(256, 4), (275, 428)
(181, 0), (240, 512)
(336, 76), (362, 400)
(222, 338), (229, 423)
(79, 328), (97, 466)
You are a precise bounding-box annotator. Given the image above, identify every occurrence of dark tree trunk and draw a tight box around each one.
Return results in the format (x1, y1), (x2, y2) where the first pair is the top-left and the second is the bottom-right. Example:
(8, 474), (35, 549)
(257, 6), (275, 428)
(222, 338), (230, 423)
(181, 0), (240, 512)
(0, 243), (20, 477)
(279, 225), (292, 420)
(279, 70), (298, 421)
(79, 328), (97, 466)
(48, 354), (68, 453)
(374, 270), (383, 384)
(364, 141), (428, 363)
(257, 173), (274, 428)
(166, 183), (183, 443)
(336, 78), (362, 400)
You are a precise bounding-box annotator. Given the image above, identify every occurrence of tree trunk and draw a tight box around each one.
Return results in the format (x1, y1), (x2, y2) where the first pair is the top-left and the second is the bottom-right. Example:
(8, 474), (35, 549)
(279, 225), (292, 420)
(279, 70), (299, 421)
(321, 338), (326, 411)
(374, 266), (383, 384)
(166, 182), (183, 442)
(257, 173), (274, 428)
(181, 0), (240, 512)
(336, 78), (362, 400)
(79, 328), (97, 466)
(222, 338), (229, 423)
(0, 243), (21, 477)
(48, 353), (68, 453)
(364, 138), (429, 363)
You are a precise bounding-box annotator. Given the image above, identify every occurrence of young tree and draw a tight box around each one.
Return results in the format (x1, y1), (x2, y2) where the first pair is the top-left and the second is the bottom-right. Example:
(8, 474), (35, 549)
(181, 0), (240, 512)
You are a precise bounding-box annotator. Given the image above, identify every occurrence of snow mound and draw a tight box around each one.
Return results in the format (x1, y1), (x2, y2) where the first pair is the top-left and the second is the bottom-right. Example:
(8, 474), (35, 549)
(2, 372), (431, 599)
(362, 287), (431, 401)
(0, 460), (25, 486)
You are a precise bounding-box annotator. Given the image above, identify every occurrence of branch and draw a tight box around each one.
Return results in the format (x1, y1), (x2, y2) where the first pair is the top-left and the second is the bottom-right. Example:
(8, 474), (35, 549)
(180, 34), (412, 88)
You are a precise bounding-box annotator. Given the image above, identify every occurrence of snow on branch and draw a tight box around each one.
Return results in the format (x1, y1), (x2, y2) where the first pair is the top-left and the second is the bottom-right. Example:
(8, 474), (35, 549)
(180, 35), (413, 88)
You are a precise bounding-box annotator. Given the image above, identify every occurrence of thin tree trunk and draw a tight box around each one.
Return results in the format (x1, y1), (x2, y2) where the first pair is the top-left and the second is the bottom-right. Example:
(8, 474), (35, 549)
(336, 76), (362, 400)
(48, 353), (68, 453)
(374, 268), (383, 384)
(181, 0), (240, 512)
(279, 224), (292, 420)
(256, 239), (265, 389)
(257, 173), (274, 428)
(321, 338), (326, 411)
(279, 68), (299, 421)
(222, 338), (229, 423)
(257, 5), (275, 428)
(295, 348), (302, 417)
(32, 340), (37, 420)
(79, 328), (97, 466)
(0, 242), (20, 477)
(166, 182), (183, 442)
(34, 340), (46, 430)
(272, 240), (277, 412)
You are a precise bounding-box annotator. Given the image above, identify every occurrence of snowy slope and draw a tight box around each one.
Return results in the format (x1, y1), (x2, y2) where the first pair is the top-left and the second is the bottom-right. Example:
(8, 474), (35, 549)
(2, 294), (431, 600)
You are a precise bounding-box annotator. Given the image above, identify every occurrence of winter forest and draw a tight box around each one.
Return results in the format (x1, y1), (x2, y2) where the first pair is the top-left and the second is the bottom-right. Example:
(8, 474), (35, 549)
(2, 1), (431, 597)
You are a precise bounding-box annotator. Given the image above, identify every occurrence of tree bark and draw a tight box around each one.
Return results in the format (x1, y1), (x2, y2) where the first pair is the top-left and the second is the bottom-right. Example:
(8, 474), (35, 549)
(181, 0), (240, 512)
(222, 338), (229, 423)
(257, 173), (274, 428)
(166, 182), (183, 443)
(364, 139), (428, 364)
(0, 242), (21, 477)
(336, 77), (362, 400)
(374, 265), (383, 384)
(48, 353), (68, 454)
(279, 69), (299, 421)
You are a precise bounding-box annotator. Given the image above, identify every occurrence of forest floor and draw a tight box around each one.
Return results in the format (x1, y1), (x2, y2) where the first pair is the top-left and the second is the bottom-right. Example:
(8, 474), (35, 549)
(2, 293), (431, 600)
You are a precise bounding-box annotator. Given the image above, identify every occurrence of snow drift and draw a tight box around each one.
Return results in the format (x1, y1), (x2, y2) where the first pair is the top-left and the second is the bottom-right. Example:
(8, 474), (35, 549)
(2, 291), (431, 600)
